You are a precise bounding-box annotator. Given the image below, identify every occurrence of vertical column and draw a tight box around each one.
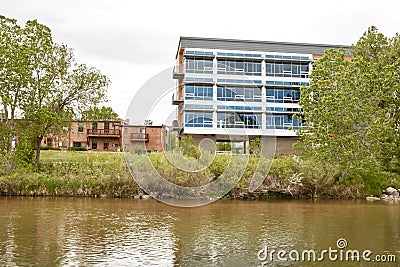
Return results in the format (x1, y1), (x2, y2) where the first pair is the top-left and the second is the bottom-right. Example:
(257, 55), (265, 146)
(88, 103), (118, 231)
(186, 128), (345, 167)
(213, 84), (217, 101)
(213, 110), (217, 129)
(262, 113), (266, 130)
(213, 83), (217, 129)
(213, 54), (218, 130)
(213, 55), (217, 76)
(261, 85), (266, 103)
(262, 58), (267, 133)
(261, 59), (266, 77)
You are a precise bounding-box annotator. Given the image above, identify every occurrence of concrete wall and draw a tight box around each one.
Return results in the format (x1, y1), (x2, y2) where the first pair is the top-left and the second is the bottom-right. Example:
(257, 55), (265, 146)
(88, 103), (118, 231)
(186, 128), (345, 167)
(187, 134), (300, 155)
(275, 137), (300, 155)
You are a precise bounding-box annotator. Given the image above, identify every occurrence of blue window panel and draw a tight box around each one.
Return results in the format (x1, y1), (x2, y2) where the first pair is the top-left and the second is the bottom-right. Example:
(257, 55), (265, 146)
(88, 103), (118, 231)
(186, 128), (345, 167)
(216, 112), (261, 129)
(185, 104), (213, 110)
(293, 90), (301, 101)
(185, 85), (194, 93)
(275, 90), (283, 103)
(274, 116), (283, 129)
(217, 105), (262, 111)
(266, 114), (276, 129)
(185, 85), (213, 100)
(185, 50), (213, 56)
(284, 114), (292, 123)
(284, 89), (292, 97)
(184, 112), (213, 128)
(293, 118), (299, 127)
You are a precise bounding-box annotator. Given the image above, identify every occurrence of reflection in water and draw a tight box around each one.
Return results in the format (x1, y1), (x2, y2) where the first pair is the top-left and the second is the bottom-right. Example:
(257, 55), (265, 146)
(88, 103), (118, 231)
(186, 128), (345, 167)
(0, 197), (399, 266)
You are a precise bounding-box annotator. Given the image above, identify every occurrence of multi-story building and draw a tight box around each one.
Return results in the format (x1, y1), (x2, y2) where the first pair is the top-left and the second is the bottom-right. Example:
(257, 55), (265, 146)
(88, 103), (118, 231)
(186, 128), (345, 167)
(42, 121), (122, 152)
(122, 124), (168, 153)
(40, 120), (167, 152)
(82, 121), (122, 151)
(172, 37), (349, 154)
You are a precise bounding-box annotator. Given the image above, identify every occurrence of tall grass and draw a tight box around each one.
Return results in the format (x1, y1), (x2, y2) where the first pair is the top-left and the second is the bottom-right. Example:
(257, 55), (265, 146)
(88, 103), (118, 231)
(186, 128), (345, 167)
(0, 151), (139, 197)
(0, 151), (398, 199)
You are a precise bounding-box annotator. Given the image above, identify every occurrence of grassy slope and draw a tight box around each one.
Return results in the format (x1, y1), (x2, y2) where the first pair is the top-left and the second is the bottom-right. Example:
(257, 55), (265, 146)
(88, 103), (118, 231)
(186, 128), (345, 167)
(0, 151), (398, 198)
(0, 151), (139, 197)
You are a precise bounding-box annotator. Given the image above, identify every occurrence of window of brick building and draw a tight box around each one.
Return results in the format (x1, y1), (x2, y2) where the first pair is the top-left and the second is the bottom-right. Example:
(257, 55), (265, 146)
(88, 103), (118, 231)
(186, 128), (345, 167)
(104, 122), (110, 134)
(78, 123), (84, 133)
(47, 138), (53, 147)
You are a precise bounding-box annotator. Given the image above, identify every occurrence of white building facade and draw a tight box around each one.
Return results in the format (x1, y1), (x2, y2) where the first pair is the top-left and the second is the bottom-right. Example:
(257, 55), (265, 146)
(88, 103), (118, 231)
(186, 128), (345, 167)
(172, 37), (348, 154)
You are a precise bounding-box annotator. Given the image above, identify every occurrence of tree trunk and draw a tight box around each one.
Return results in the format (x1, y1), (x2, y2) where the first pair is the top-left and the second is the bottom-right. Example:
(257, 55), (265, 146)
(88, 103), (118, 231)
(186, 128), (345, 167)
(35, 135), (43, 165)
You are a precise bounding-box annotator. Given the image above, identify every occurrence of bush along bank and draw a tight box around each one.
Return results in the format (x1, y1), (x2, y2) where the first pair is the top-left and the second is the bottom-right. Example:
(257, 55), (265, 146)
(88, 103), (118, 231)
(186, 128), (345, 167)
(0, 151), (140, 198)
(243, 156), (400, 200)
(0, 151), (399, 199)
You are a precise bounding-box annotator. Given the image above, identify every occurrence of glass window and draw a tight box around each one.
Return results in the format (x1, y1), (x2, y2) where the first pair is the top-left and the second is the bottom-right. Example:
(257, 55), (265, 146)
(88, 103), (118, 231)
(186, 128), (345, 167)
(266, 88), (301, 103)
(217, 60), (261, 76)
(78, 122), (84, 133)
(217, 112), (261, 129)
(266, 63), (273, 76)
(266, 115), (274, 129)
(274, 116), (283, 129)
(274, 63), (283, 77)
(185, 58), (213, 74)
(217, 86), (261, 102)
(265, 114), (302, 130)
(47, 138), (53, 147)
(264, 61), (310, 78)
(301, 64), (309, 78)
(283, 63), (292, 77)
(73, 142), (81, 147)
(92, 122), (98, 133)
(184, 112), (213, 128)
(104, 122), (110, 133)
(184, 85), (213, 100)
(275, 90), (283, 103)
(292, 64), (300, 76)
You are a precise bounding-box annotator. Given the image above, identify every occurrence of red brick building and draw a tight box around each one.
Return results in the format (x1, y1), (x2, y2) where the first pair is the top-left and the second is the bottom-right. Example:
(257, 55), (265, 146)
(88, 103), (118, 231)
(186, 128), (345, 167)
(40, 121), (167, 152)
(85, 121), (122, 151)
(122, 125), (167, 152)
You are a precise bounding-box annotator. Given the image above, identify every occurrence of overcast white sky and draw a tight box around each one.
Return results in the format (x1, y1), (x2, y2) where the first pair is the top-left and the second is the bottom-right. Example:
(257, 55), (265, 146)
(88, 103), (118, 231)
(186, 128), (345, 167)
(1, 0), (400, 124)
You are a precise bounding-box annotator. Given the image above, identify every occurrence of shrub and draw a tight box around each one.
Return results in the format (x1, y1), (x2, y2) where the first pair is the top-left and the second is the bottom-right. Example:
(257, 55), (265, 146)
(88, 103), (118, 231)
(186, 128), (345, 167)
(179, 136), (201, 159)
(67, 147), (87, 151)
(40, 146), (61, 151)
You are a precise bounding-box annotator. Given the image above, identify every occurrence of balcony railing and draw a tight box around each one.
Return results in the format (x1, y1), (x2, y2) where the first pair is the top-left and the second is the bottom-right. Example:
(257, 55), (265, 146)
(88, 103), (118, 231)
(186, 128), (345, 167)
(130, 133), (149, 142)
(172, 65), (185, 80)
(87, 129), (120, 136)
(172, 93), (183, 105)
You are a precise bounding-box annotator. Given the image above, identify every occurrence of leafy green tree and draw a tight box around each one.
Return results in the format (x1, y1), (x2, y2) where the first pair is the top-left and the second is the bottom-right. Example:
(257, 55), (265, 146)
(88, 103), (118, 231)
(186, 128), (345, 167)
(81, 106), (120, 121)
(179, 136), (200, 159)
(0, 15), (110, 167)
(297, 26), (400, 175)
(0, 15), (31, 171)
(249, 138), (261, 156)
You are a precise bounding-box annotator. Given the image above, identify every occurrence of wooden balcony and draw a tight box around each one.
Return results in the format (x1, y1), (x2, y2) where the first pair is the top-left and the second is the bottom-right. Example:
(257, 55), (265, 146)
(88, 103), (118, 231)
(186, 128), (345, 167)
(130, 133), (149, 142)
(87, 129), (120, 137)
